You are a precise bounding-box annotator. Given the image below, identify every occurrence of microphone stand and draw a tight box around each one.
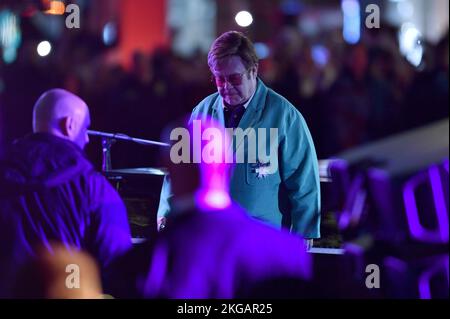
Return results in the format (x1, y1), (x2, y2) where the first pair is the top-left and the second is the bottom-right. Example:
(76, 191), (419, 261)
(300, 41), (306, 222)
(101, 138), (114, 172)
(88, 130), (170, 172)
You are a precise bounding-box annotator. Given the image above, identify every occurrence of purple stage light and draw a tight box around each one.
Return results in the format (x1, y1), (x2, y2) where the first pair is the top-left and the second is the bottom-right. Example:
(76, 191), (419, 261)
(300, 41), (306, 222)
(403, 163), (449, 243)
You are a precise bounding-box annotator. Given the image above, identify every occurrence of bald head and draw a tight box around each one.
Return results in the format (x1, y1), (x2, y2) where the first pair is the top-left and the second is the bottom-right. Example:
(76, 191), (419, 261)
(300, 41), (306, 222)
(33, 89), (90, 149)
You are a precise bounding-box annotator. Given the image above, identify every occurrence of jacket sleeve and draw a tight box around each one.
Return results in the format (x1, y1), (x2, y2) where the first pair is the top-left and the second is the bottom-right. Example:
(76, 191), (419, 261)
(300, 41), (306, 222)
(86, 172), (132, 271)
(279, 109), (321, 238)
(156, 175), (173, 219)
(156, 96), (214, 220)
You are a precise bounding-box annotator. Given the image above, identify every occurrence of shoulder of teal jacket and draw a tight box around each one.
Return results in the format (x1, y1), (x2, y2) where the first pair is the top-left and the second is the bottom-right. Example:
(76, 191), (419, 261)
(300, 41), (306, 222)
(259, 85), (309, 134)
(248, 78), (269, 111)
(262, 85), (317, 151)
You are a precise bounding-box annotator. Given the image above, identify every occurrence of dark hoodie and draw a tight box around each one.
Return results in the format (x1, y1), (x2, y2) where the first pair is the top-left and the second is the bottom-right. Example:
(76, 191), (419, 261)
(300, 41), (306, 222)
(0, 133), (131, 298)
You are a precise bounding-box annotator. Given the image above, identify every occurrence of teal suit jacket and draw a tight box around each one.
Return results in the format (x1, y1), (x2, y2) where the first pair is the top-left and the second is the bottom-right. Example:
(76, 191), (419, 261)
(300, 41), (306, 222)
(158, 79), (321, 238)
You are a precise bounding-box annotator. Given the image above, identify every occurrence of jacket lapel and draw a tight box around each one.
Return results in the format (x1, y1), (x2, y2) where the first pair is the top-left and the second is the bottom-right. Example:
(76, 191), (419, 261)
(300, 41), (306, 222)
(234, 79), (268, 152)
(210, 95), (225, 126)
(207, 79), (269, 155)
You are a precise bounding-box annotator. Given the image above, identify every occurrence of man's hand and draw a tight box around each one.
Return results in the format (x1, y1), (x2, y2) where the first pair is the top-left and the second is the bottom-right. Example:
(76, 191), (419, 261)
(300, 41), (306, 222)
(304, 239), (314, 251)
(157, 217), (166, 232)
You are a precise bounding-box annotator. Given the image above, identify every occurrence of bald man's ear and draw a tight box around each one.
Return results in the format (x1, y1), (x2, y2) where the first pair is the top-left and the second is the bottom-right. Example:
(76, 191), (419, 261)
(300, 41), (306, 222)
(60, 116), (76, 138)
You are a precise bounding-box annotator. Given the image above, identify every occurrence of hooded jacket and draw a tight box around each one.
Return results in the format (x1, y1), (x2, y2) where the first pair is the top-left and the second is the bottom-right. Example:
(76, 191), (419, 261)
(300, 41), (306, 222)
(0, 133), (131, 297)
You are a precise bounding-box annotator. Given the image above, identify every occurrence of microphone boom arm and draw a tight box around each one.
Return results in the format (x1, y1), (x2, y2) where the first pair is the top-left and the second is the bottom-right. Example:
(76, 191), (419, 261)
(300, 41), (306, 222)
(88, 130), (170, 172)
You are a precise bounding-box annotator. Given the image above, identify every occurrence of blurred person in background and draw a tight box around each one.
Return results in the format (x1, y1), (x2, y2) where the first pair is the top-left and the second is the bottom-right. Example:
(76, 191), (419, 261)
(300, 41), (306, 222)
(366, 46), (403, 139)
(322, 43), (372, 155)
(404, 32), (449, 129)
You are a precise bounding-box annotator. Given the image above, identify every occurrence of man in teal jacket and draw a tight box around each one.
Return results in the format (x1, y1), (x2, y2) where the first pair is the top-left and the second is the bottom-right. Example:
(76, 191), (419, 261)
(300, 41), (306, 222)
(158, 31), (320, 242)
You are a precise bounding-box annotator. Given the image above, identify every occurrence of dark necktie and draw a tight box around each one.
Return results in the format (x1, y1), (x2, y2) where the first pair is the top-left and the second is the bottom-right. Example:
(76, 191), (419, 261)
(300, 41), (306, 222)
(224, 104), (246, 129)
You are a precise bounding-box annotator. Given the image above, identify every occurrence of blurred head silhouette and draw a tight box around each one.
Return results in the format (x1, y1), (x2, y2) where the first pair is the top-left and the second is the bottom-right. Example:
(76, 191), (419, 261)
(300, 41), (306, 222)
(161, 116), (233, 211)
(32, 89), (90, 149)
(13, 242), (102, 299)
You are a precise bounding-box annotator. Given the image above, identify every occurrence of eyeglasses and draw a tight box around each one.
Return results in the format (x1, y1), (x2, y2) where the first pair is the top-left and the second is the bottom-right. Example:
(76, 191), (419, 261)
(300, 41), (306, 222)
(212, 70), (249, 87)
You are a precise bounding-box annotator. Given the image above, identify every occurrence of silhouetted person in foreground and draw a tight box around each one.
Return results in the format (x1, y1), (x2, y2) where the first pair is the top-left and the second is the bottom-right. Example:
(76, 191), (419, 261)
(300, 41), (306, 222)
(12, 242), (103, 299)
(0, 89), (132, 298)
(142, 118), (312, 299)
